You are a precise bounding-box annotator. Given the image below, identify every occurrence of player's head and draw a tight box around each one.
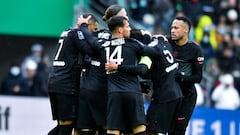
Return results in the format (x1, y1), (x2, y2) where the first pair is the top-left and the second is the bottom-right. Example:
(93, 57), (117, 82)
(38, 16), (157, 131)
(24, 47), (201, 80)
(171, 16), (191, 41)
(107, 16), (131, 38)
(102, 5), (128, 23)
(82, 13), (99, 32)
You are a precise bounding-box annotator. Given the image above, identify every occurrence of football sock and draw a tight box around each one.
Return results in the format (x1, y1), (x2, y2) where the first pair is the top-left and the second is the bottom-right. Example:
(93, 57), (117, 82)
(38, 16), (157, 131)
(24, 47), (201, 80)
(58, 125), (73, 135)
(47, 125), (59, 135)
(134, 131), (146, 135)
(98, 127), (107, 135)
(80, 131), (96, 135)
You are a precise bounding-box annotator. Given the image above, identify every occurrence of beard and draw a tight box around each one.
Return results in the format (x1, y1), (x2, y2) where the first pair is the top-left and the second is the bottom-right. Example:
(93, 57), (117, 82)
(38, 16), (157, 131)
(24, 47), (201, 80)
(171, 35), (180, 41)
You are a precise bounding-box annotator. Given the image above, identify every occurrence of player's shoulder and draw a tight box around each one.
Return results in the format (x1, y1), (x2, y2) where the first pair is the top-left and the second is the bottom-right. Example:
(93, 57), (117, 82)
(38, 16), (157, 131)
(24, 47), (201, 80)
(126, 38), (145, 46)
(94, 29), (111, 39)
(95, 29), (111, 34)
(188, 41), (202, 50)
(68, 28), (86, 40)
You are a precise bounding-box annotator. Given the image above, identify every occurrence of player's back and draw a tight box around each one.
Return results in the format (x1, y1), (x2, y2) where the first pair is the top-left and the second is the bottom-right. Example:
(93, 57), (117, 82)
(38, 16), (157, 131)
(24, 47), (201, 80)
(48, 28), (90, 94)
(102, 38), (145, 94)
(80, 29), (111, 92)
(148, 39), (182, 103)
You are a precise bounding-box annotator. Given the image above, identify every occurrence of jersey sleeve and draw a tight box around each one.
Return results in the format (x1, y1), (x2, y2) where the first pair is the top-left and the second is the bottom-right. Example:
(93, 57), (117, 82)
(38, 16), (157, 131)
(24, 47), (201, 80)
(142, 38), (167, 58)
(118, 64), (148, 76)
(181, 45), (204, 83)
(130, 29), (152, 44)
(70, 30), (95, 56)
(80, 24), (104, 52)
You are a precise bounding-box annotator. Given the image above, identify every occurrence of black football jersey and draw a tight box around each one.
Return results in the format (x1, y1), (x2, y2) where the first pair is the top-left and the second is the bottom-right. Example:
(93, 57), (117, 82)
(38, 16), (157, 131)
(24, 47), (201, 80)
(171, 41), (204, 90)
(80, 29), (111, 92)
(145, 39), (183, 103)
(48, 28), (94, 94)
(80, 24), (154, 94)
(101, 38), (147, 94)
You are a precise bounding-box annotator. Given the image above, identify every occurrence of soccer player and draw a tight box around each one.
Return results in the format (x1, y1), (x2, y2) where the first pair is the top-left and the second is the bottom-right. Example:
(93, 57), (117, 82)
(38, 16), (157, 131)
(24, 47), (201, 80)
(142, 37), (183, 135)
(74, 31), (108, 135)
(47, 14), (98, 135)
(74, 5), (129, 135)
(168, 16), (204, 135)
(75, 5), (152, 135)
(106, 37), (183, 135)
(79, 15), (152, 135)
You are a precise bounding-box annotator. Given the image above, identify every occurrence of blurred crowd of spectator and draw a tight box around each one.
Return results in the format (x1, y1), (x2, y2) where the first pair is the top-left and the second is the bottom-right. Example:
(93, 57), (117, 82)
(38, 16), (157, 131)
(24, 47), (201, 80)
(1, 0), (240, 110)
(0, 43), (51, 97)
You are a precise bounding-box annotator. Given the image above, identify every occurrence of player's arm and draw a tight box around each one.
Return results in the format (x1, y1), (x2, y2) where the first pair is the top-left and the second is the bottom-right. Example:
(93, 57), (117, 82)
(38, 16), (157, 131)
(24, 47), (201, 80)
(130, 29), (152, 44)
(176, 61), (203, 83)
(70, 30), (96, 56)
(142, 37), (168, 58)
(77, 16), (103, 51)
(175, 50), (204, 83)
(105, 61), (148, 76)
(80, 23), (103, 51)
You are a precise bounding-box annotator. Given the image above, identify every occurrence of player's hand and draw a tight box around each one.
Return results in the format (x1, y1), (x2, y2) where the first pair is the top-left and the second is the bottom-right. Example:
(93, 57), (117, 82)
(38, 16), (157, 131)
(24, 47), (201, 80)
(77, 15), (91, 28)
(105, 61), (118, 72)
(153, 34), (168, 42)
(175, 73), (186, 82)
(140, 30), (152, 36)
(140, 80), (151, 94)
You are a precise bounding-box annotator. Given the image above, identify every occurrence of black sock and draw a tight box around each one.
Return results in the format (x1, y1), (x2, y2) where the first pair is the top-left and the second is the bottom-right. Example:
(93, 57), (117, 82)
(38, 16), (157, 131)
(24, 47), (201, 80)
(80, 131), (96, 135)
(48, 125), (59, 135)
(134, 131), (146, 135)
(98, 127), (107, 135)
(58, 125), (73, 135)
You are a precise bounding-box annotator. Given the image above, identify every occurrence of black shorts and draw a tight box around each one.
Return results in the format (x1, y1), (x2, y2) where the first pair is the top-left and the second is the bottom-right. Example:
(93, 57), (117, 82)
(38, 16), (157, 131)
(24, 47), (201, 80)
(147, 98), (182, 133)
(48, 92), (78, 121)
(107, 92), (146, 132)
(173, 87), (197, 131)
(76, 89), (108, 129)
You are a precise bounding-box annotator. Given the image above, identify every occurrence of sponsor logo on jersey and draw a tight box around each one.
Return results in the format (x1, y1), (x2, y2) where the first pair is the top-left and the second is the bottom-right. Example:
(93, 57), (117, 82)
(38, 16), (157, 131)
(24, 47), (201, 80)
(173, 51), (179, 57)
(77, 31), (85, 40)
(165, 63), (178, 72)
(197, 56), (204, 64)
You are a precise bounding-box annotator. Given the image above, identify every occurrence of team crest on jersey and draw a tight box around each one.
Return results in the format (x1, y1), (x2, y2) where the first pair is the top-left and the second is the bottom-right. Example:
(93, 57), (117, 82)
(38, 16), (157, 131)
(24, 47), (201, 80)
(77, 31), (85, 40)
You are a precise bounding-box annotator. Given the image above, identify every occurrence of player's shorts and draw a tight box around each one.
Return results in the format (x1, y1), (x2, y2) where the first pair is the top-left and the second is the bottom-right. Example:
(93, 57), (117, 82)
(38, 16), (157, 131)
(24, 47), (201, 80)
(107, 92), (146, 132)
(76, 89), (108, 129)
(48, 92), (78, 121)
(146, 98), (182, 133)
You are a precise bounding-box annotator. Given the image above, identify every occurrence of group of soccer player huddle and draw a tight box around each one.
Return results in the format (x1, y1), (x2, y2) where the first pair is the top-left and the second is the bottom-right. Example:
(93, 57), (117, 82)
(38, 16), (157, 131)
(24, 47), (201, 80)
(47, 4), (204, 135)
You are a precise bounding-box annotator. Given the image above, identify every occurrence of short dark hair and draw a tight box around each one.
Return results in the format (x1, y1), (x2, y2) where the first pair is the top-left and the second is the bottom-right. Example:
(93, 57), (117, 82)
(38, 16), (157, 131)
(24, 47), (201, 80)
(107, 16), (128, 32)
(82, 13), (98, 24)
(102, 5), (122, 22)
(175, 16), (191, 32)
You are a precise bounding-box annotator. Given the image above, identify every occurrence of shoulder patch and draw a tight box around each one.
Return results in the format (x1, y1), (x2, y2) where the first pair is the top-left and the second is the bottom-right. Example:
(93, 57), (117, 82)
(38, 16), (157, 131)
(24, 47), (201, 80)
(197, 56), (204, 64)
(77, 31), (85, 40)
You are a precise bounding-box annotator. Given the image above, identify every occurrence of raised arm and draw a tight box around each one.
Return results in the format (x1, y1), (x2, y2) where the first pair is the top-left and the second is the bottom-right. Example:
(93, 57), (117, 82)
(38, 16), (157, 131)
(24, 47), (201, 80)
(78, 15), (103, 51)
